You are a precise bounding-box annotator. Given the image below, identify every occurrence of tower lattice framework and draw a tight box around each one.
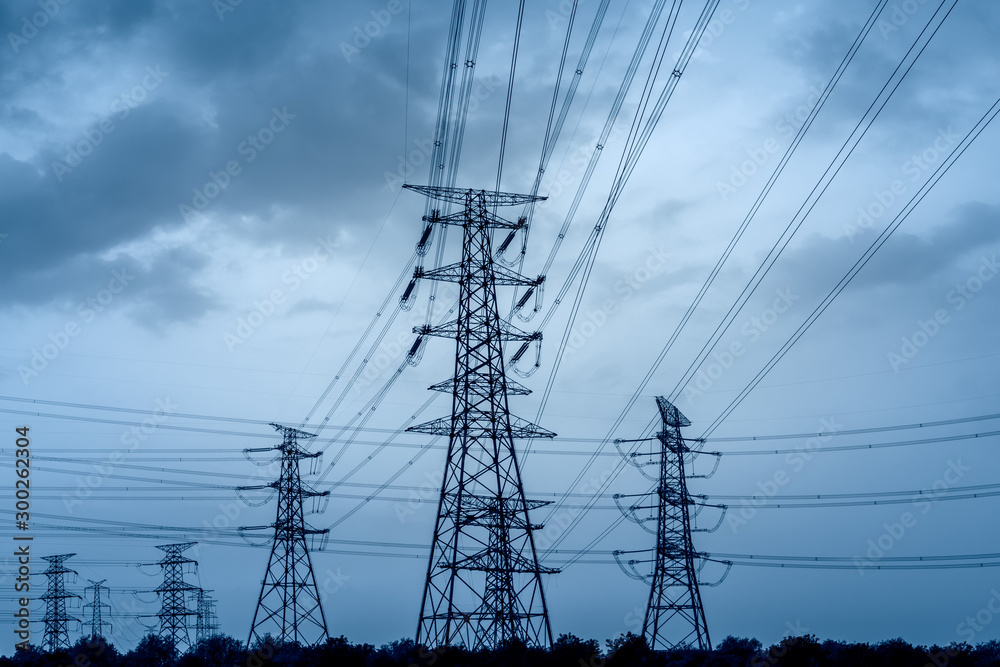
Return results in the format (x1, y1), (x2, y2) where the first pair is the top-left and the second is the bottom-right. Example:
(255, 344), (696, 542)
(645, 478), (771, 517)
(643, 397), (710, 650)
(243, 423), (330, 647)
(404, 185), (557, 650)
(155, 542), (199, 652)
(194, 589), (220, 643)
(83, 579), (111, 640)
(41, 553), (80, 652)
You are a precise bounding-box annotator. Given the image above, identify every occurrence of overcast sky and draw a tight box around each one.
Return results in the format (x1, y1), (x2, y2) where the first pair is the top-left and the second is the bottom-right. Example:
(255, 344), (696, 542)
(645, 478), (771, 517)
(2, 0), (1000, 655)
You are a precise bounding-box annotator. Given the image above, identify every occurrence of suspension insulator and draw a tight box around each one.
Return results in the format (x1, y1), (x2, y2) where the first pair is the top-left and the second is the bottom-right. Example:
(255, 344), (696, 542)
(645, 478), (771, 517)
(407, 335), (426, 367)
(400, 270), (420, 311)
(515, 287), (535, 310)
(416, 224), (434, 255)
(510, 341), (530, 365)
(497, 230), (517, 256)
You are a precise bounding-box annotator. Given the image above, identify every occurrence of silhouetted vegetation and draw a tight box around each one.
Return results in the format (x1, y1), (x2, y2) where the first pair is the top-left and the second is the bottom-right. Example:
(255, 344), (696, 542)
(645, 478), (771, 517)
(4, 633), (1000, 667)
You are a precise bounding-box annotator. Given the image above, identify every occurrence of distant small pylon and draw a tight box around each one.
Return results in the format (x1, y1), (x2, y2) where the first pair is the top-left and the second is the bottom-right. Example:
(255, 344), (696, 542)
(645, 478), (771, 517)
(83, 579), (112, 640)
(242, 423), (330, 647)
(155, 542), (199, 652)
(194, 589), (220, 643)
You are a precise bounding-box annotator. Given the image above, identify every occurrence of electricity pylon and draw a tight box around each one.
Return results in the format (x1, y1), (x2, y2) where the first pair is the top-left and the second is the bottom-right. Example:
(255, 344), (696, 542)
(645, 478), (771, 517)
(41, 553), (80, 652)
(194, 589), (220, 643)
(155, 542), (199, 652)
(613, 397), (725, 651)
(243, 423), (330, 647)
(83, 579), (111, 640)
(404, 185), (557, 650)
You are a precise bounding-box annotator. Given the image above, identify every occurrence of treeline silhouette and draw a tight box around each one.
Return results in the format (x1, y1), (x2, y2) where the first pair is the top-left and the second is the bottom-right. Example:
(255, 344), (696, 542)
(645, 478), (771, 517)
(3, 632), (999, 667)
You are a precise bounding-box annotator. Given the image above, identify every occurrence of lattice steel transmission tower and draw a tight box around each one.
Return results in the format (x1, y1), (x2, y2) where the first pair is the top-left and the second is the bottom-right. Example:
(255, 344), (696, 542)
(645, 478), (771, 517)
(194, 589), (220, 643)
(83, 579), (111, 640)
(41, 553), (80, 652)
(155, 542), (199, 652)
(613, 397), (722, 651)
(404, 185), (557, 650)
(243, 423), (330, 647)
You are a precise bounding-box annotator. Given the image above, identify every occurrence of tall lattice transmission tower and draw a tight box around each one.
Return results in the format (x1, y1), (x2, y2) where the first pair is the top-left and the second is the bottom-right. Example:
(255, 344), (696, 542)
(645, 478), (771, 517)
(155, 542), (199, 652)
(242, 423), (330, 647)
(83, 579), (111, 640)
(613, 397), (729, 651)
(404, 185), (557, 650)
(194, 589), (220, 643)
(41, 553), (80, 652)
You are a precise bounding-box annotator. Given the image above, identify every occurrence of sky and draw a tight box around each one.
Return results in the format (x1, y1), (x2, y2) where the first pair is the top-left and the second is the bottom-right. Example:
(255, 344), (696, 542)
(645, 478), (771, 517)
(2, 0), (1000, 655)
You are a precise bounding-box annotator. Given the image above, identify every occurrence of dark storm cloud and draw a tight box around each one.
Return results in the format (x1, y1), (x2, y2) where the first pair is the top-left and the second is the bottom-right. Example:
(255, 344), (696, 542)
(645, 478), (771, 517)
(737, 200), (1000, 328)
(0, 0), (438, 316)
